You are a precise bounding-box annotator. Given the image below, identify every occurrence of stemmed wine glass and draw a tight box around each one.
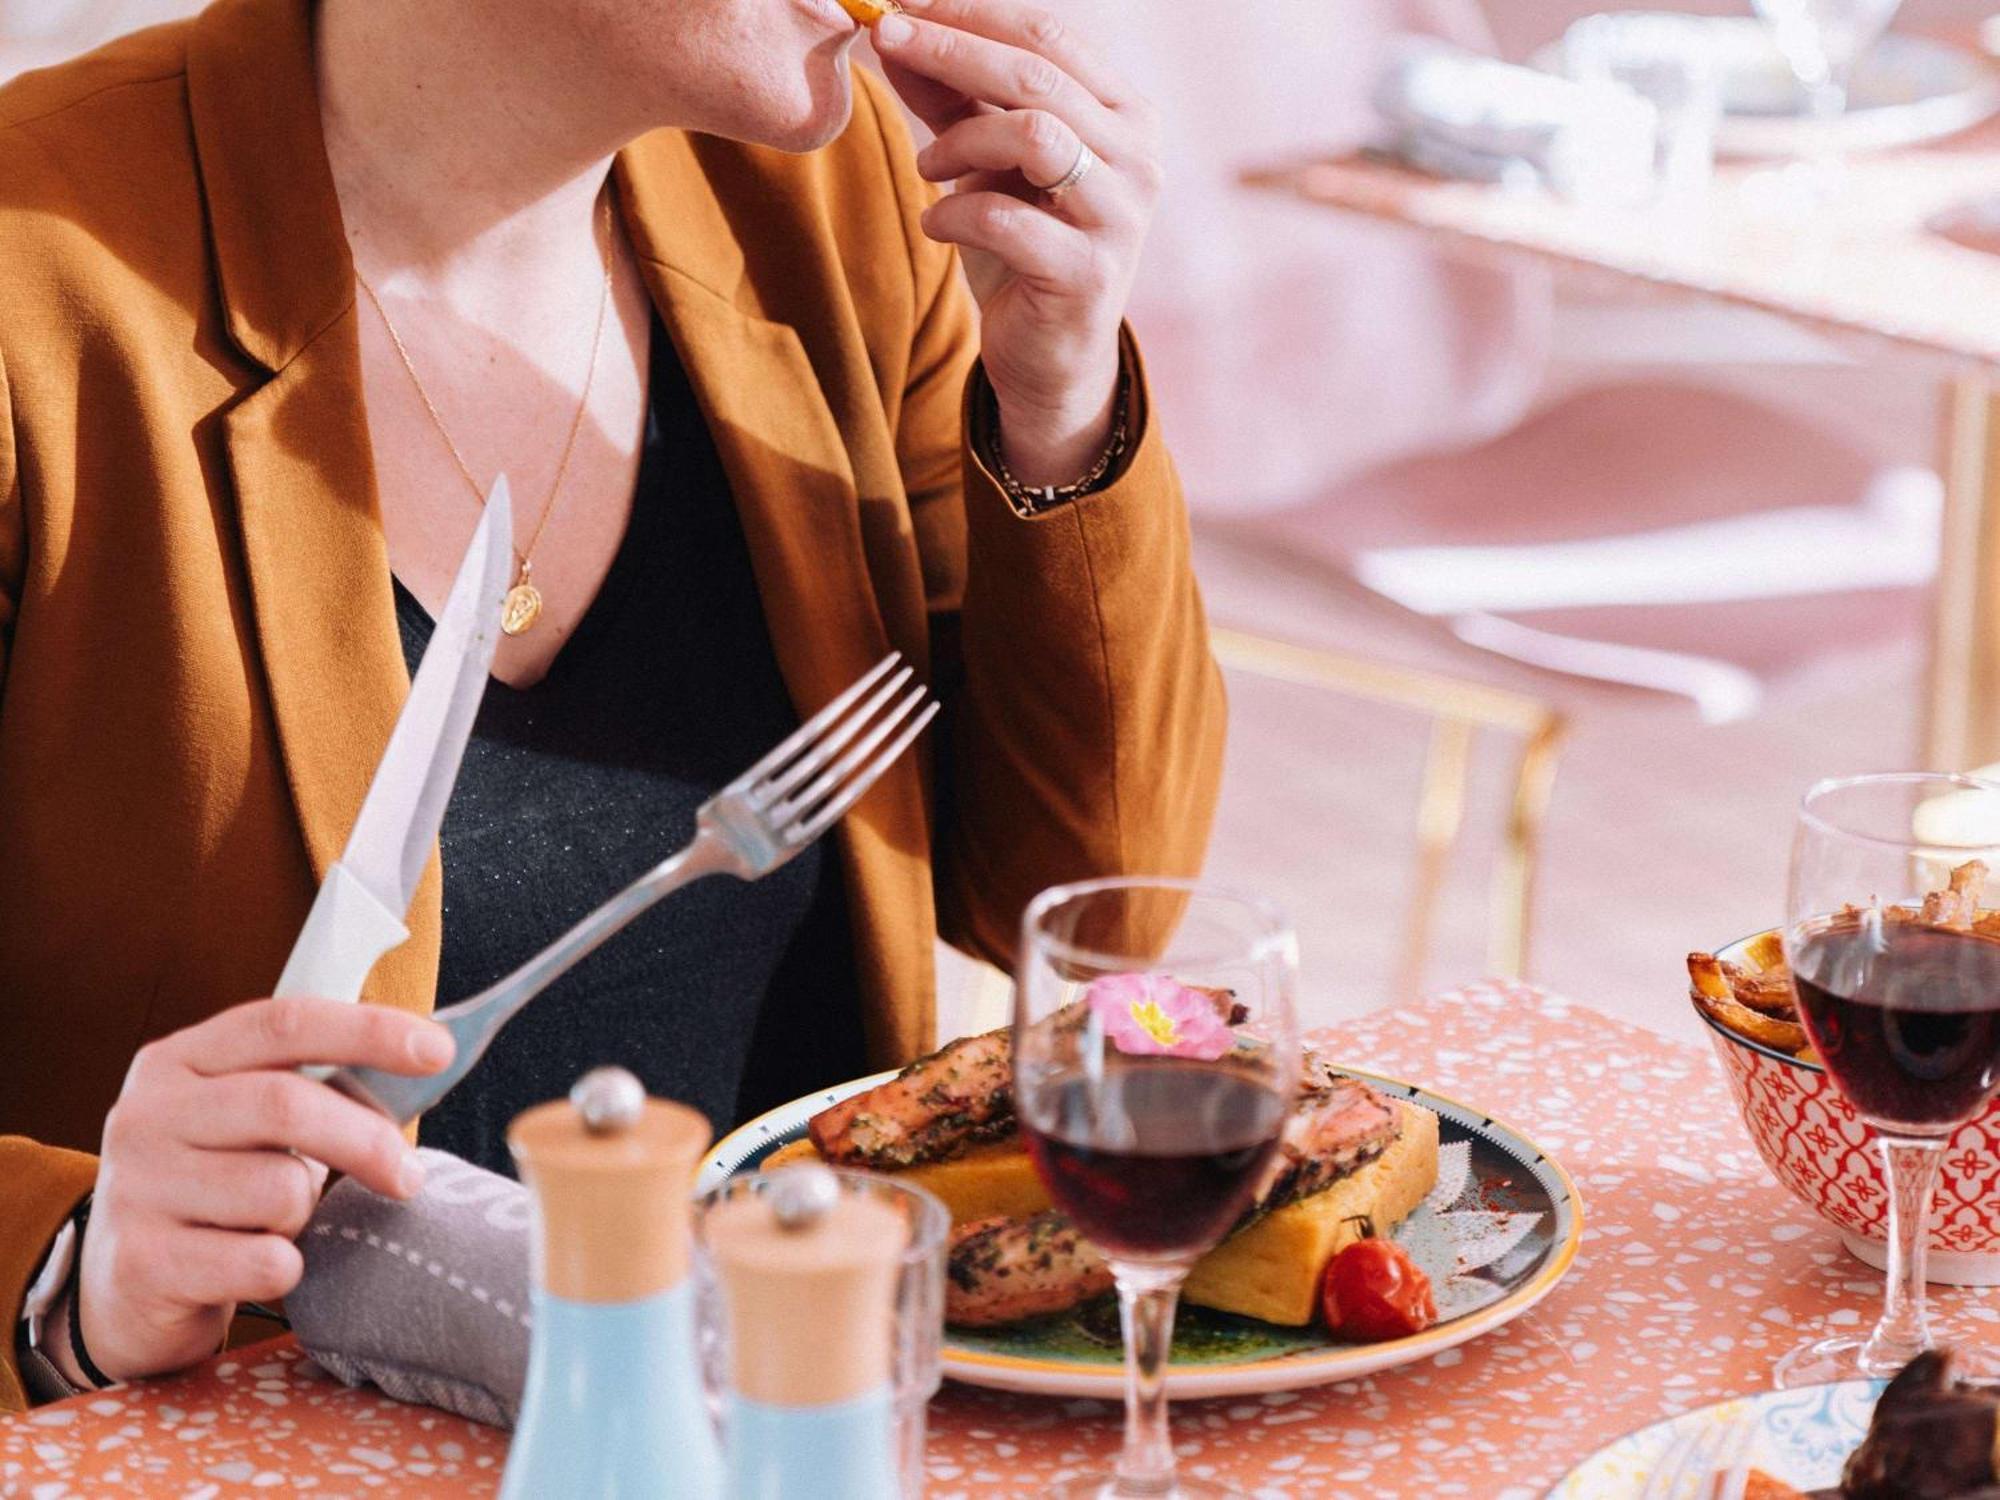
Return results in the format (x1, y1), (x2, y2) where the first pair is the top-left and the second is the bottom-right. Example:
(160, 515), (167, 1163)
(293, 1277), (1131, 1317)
(1776, 773), (2000, 1388)
(1015, 879), (1299, 1500)
(1750, 0), (1902, 139)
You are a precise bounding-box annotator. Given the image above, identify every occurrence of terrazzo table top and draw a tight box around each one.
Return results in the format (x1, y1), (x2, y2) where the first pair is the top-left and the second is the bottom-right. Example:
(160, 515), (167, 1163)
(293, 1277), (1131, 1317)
(11, 982), (1998, 1498)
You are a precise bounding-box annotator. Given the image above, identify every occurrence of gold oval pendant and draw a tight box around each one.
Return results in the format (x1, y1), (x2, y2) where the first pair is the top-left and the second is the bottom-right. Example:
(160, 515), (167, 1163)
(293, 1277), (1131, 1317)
(501, 582), (543, 636)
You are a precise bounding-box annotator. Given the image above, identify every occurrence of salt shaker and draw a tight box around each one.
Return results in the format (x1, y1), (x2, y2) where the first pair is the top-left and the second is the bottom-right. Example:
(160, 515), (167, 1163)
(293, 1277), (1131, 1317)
(501, 1067), (723, 1500)
(706, 1164), (910, 1499)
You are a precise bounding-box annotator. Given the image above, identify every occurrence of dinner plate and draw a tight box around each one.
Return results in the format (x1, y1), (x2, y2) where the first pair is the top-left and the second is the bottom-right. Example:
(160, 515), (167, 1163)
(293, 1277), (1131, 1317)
(1530, 24), (2000, 158)
(1546, 1379), (1884, 1497)
(700, 1068), (1583, 1399)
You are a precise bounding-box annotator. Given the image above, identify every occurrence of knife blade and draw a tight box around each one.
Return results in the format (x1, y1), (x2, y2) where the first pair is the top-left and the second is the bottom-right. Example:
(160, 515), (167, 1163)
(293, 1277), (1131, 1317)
(273, 477), (514, 1007)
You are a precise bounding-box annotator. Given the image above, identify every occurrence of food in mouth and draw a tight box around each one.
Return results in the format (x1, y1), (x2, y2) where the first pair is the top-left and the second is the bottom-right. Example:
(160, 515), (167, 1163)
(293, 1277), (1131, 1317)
(835, 0), (903, 23)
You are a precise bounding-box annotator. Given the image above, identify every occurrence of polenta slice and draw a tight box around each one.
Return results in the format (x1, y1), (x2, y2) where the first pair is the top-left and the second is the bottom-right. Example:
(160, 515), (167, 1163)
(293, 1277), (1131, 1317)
(1183, 1100), (1439, 1326)
(763, 1135), (1051, 1225)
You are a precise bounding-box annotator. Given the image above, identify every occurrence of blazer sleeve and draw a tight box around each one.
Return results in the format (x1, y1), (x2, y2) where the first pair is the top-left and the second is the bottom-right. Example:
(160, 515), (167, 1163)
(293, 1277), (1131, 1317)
(856, 73), (1229, 972)
(0, 347), (104, 1413)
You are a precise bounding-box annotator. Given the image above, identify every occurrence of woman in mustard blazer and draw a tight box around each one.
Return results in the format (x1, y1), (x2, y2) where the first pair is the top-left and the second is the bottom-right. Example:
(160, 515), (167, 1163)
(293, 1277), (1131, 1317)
(0, 0), (1224, 1405)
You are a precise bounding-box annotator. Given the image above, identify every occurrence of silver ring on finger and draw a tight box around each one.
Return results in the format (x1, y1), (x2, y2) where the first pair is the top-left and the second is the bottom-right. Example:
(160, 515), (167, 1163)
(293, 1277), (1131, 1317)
(1037, 140), (1096, 203)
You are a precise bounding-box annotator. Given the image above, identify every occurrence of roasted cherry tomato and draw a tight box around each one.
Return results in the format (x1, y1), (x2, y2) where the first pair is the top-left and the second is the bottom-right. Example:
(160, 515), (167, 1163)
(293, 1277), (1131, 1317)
(1320, 1239), (1436, 1341)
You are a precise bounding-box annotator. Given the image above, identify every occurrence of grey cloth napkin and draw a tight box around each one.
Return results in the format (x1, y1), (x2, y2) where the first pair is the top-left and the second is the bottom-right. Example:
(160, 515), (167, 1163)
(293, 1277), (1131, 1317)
(289, 1149), (534, 1429)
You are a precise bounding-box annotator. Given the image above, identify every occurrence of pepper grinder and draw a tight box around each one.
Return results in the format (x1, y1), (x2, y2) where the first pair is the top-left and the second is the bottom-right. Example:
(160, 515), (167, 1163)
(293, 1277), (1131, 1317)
(501, 1067), (723, 1500)
(706, 1164), (910, 1500)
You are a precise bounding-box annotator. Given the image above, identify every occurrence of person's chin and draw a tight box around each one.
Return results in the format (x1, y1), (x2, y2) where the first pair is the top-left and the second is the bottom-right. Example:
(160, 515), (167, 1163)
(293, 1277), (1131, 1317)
(752, 50), (858, 153)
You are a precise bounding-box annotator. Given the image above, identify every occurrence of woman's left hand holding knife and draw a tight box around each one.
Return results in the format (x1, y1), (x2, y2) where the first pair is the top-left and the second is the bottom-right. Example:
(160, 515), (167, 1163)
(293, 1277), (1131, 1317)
(870, 0), (1162, 490)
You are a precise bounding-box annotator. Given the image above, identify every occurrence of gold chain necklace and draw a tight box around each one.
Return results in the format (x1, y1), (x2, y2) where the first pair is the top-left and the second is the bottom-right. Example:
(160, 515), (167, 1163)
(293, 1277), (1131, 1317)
(355, 195), (615, 636)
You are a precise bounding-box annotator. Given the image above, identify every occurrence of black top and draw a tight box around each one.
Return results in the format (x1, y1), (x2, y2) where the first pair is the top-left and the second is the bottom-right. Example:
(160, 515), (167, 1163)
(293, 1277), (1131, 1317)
(397, 321), (868, 1177)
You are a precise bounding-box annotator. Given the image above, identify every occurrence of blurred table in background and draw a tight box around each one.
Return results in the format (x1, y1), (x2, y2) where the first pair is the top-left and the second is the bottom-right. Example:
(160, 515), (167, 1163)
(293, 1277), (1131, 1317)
(1245, 121), (2000, 768)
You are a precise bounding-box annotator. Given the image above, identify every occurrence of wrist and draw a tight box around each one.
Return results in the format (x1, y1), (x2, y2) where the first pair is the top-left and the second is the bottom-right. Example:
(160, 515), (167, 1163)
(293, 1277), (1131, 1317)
(39, 1284), (94, 1391)
(990, 357), (1122, 490)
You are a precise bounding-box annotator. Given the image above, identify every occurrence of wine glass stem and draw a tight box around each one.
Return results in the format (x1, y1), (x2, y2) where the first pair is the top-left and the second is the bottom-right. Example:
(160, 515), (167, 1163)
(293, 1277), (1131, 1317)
(1112, 1265), (1186, 1497)
(1863, 1133), (1943, 1376)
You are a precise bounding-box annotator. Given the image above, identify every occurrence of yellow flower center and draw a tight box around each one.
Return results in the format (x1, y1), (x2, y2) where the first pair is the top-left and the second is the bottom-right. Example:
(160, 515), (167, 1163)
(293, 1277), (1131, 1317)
(1129, 999), (1180, 1047)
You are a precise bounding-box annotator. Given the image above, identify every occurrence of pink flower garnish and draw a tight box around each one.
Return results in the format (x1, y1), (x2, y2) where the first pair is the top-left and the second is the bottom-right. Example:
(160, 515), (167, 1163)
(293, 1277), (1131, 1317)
(1085, 972), (1235, 1060)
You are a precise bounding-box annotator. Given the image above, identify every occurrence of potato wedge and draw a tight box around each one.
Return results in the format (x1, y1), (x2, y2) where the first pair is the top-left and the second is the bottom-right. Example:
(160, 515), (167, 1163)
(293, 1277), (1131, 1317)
(1718, 961), (1797, 1017)
(1687, 952), (1732, 1002)
(1694, 991), (1809, 1054)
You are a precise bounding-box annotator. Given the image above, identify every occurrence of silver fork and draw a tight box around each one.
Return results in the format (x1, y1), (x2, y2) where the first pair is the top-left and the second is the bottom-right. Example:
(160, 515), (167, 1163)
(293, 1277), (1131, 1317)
(328, 652), (938, 1125)
(1639, 1407), (1760, 1500)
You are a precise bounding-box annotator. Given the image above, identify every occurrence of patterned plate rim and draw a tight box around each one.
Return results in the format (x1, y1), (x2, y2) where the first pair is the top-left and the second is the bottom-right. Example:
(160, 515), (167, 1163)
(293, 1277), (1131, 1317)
(1542, 1379), (1884, 1498)
(700, 1067), (1586, 1394)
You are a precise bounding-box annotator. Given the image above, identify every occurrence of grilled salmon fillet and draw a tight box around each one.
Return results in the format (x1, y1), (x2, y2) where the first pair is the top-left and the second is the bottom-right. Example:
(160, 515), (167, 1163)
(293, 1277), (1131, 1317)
(1251, 1056), (1401, 1215)
(809, 990), (1248, 1170)
(808, 1027), (1017, 1169)
(943, 1064), (1403, 1326)
(946, 1212), (1113, 1328)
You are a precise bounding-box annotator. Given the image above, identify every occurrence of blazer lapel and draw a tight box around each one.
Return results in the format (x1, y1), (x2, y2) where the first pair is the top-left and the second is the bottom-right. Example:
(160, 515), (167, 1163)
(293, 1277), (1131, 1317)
(188, 0), (436, 1002)
(615, 137), (937, 1060)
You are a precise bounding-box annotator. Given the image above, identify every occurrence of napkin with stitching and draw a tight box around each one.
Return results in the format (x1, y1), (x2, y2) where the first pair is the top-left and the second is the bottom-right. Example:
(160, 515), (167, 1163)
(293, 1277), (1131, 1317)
(289, 1149), (533, 1429)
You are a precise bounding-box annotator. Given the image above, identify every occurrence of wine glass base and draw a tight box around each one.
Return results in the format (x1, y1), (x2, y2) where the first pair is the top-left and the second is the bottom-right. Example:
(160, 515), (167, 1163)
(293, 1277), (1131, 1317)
(1039, 1476), (1244, 1499)
(1774, 1333), (2000, 1390)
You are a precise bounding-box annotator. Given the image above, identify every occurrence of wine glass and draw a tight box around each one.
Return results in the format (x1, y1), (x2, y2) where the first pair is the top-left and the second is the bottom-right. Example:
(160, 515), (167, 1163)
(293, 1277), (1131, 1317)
(1776, 772), (2000, 1388)
(1015, 879), (1299, 1500)
(1750, 0), (1902, 136)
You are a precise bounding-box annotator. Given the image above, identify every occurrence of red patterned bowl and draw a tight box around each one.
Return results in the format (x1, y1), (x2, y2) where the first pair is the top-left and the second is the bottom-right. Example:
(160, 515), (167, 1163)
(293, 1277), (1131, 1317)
(1699, 930), (2000, 1286)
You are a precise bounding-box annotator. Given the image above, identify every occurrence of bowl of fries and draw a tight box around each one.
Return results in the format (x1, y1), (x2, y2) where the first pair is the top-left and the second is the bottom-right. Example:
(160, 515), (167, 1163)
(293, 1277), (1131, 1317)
(1689, 931), (2000, 1285)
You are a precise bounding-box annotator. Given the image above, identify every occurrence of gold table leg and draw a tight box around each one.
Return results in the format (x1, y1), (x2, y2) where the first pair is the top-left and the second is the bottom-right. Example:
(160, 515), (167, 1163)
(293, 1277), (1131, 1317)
(1927, 376), (2000, 772)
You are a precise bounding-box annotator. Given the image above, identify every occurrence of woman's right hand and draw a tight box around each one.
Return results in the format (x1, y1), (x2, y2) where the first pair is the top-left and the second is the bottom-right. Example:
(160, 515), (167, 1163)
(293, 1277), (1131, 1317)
(64, 997), (454, 1384)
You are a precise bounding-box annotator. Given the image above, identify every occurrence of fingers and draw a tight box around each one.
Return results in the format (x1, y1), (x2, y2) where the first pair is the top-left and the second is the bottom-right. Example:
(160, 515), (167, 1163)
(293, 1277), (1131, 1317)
(918, 110), (1101, 207)
(171, 1148), (323, 1237)
(875, 54), (986, 141)
(168, 996), (454, 1078)
(154, 1226), (306, 1309)
(894, 0), (1141, 113)
(182, 1071), (424, 1200)
(920, 191), (1092, 285)
(873, 14), (1120, 154)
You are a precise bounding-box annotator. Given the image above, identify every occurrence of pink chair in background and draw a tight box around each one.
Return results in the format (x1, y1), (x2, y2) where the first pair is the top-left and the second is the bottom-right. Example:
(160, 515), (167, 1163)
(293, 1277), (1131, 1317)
(1070, 0), (1960, 715)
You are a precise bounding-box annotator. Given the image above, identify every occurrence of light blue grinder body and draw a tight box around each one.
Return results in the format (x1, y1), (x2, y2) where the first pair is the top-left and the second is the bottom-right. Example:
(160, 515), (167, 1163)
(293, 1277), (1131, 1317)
(501, 1071), (723, 1500)
(502, 1282), (723, 1499)
(725, 1385), (898, 1499)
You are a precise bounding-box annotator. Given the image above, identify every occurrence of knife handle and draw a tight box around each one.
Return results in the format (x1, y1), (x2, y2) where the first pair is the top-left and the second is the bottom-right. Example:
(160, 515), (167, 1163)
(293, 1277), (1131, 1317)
(274, 864), (411, 1082)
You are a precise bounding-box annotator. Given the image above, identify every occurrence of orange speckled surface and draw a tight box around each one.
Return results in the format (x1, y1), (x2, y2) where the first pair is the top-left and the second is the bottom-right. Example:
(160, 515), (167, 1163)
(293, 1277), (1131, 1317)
(11, 984), (1995, 1497)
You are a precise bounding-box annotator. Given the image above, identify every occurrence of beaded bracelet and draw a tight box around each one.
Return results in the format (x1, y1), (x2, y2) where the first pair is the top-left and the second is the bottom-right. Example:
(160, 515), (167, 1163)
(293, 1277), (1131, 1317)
(987, 374), (1133, 516)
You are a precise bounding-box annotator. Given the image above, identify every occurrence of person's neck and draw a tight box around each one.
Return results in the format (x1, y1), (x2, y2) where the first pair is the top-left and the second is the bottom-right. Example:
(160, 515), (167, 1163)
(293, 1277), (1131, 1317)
(315, 1), (650, 276)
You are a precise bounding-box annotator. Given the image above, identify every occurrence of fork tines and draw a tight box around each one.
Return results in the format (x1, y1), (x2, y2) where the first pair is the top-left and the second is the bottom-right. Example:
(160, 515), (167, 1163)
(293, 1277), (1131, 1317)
(738, 652), (939, 843)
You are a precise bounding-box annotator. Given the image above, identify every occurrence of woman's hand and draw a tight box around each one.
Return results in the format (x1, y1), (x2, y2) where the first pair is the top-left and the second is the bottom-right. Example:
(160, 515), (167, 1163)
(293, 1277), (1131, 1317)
(55, 998), (453, 1385)
(872, 0), (1160, 487)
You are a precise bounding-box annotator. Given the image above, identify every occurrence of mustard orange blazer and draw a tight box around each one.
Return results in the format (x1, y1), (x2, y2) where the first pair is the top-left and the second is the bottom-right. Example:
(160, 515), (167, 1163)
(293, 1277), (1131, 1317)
(0, 0), (1225, 1407)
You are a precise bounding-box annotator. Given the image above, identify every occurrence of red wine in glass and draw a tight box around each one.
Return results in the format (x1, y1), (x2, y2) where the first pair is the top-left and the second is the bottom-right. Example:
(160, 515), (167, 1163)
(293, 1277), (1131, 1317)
(1020, 1057), (1287, 1261)
(1792, 920), (2000, 1132)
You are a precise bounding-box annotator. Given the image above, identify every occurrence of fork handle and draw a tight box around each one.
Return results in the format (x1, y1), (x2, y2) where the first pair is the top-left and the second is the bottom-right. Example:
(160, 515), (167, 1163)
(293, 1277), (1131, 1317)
(328, 830), (739, 1125)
